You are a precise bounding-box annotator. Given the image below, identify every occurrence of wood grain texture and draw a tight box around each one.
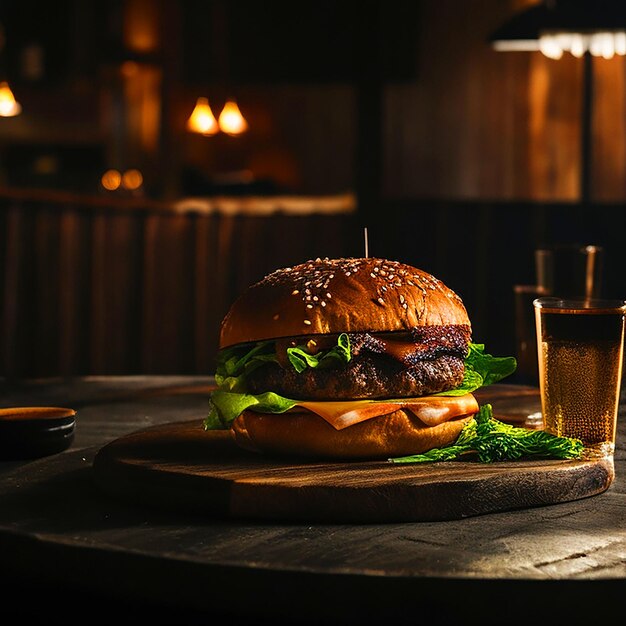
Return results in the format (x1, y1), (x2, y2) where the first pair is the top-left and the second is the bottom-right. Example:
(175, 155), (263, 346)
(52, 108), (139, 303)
(384, 0), (626, 202)
(2, 377), (626, 624)
(0, 193), (357, 377)
(93, 418), (614, 523)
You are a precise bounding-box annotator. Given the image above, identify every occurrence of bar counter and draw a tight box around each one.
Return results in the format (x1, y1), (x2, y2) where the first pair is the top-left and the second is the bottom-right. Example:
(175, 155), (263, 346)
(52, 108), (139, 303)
(1, 376), (624, 625)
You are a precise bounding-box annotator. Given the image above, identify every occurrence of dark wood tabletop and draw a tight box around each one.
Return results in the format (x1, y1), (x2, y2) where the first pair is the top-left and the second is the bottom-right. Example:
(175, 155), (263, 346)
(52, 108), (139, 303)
(1, 376), (625, 625)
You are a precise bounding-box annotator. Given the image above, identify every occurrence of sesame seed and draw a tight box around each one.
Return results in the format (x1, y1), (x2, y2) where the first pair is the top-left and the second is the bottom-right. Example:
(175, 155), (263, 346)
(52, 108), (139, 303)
(307, 304), (313, 309)
(400, 295), (405, 303)
(326, 293), (332, 299)
(292, 290), (299, 295)
(377, 297), (385, 305)
(321, 301), (326, 307)
(304, 319), (312, 325)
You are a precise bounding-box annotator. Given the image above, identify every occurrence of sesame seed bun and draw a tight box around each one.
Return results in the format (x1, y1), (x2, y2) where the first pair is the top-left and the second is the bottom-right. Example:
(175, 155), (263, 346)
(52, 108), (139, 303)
(231, 408), (474, 460)
(219, 257), (470, 348)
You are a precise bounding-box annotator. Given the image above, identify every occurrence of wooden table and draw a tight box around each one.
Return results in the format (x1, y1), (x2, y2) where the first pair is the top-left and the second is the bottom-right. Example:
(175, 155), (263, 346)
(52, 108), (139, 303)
(1, 376), (625, 625)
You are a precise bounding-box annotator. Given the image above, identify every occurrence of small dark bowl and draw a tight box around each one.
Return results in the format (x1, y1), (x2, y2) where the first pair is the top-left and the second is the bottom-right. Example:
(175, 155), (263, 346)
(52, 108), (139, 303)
(0, 407), (76, 461)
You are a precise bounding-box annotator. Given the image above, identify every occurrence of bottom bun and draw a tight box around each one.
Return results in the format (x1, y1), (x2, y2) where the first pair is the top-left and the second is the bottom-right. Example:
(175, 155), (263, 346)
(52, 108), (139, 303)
(230, 408), (474, 460)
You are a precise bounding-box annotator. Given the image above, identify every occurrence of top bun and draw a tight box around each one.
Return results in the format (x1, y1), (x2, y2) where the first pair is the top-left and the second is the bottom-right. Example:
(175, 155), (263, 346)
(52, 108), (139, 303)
(219, 257), (470, 348)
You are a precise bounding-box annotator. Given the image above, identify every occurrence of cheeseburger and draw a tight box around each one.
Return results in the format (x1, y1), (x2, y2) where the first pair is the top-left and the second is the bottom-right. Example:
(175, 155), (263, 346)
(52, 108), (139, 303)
(206, 257), (515, 459)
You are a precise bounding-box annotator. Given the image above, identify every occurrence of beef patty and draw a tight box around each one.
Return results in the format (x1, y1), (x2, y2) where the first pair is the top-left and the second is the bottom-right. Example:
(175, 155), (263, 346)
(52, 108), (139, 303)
(245, 324), (471, 400)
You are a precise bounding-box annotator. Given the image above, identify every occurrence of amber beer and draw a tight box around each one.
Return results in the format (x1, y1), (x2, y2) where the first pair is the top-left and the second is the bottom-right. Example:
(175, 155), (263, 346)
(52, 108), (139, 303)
(534, 298), (626, 457)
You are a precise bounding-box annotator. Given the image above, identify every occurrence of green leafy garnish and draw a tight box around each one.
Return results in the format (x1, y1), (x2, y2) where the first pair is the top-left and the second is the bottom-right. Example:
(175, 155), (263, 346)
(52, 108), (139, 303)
(389, 404), (584, 464)
(206, 334), (351, 429)
(205, 339), (518, 434)
(215, 340), (278, 393)
(436, 344), (516, 397)
(287, 333), (351, 373)
(214, 333), (352, 392)
(206, 390), (298, 429)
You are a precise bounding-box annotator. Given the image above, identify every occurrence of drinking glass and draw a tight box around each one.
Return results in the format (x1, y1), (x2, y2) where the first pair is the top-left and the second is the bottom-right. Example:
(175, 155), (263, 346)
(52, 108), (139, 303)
(534, 297), (626, 458)
(535, 244), (603, 299)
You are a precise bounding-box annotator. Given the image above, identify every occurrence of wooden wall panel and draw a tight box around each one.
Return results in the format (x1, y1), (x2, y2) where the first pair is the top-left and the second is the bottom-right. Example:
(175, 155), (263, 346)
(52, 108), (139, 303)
(1, 205), (28, 375)
(527, 53), (581, 200)
(58, 209), (92, 374)
(141, 213), (197, 373)
(593, 56), (626, 201)
(0, 192), (357, 378)
(3, 190), (626, 379)
(90, 212), (144, 373)
(33, 209), (62, 375)
(383, 0), (626, 202)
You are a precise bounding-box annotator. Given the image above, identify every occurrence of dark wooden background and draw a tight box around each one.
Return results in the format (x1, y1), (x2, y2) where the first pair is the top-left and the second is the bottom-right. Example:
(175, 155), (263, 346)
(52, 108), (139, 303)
(4, 1), (626, 379)
(3, 189), (626, 379)
(0, 190), (358, 378)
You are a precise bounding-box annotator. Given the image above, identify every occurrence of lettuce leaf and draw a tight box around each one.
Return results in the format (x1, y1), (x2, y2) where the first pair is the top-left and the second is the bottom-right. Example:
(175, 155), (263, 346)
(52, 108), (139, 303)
(206, 333), (353, 428)
(206, 390), (297, 429)
(215, 333), (351, 387)
(204, 341), (517, 430)
(435, 343), (517, 397)
(287, 333), (351, 373)
(214, 340), (279, 393)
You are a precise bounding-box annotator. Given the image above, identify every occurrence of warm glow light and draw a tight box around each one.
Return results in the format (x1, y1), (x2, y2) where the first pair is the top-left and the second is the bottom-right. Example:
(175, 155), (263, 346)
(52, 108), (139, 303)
(121, 61), (140, 78)
(570, 34), (585, 58)
(101, 169), (122, 191)
(539, 35), (563, 59)
(0, 81), (22, 117)
(218, 100), (249, 136)
(186, 97), (219, 135)
(601, 33), (615, 59)
(538, 31), (626, 59)
(492, 40), (540, 52)
(122, 169), (143, 190)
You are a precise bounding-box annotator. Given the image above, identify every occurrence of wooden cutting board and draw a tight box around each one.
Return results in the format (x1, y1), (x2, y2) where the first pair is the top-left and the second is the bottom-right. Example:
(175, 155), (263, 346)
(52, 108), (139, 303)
(92, 386), (615, 523)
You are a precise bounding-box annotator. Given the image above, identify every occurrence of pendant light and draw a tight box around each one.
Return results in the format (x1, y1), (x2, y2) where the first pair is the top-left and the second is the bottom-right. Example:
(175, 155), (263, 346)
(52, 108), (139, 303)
(186, 97), (219, 135)
(218, 99), (248, 136)
(0, 81), (21, 117)
(0, 21), (21, 117)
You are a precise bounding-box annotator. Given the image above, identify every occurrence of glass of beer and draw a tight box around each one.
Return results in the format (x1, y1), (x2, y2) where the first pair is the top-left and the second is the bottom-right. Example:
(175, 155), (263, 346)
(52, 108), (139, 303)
(534, 297), (626, 458)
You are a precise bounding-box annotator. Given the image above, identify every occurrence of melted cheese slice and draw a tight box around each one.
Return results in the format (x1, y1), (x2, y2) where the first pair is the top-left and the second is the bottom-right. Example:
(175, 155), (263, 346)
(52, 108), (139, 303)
(294, 394), (479, 430)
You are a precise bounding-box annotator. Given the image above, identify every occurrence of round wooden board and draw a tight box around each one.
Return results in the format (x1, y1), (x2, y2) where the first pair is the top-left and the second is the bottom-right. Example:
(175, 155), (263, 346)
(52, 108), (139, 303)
(93, 417), (615, 523)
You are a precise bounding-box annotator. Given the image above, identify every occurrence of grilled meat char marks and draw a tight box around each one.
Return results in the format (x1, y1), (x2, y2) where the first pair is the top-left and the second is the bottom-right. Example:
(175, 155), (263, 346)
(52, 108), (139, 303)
(246, 324), (471, 400)
(349, 325), (470, 366)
